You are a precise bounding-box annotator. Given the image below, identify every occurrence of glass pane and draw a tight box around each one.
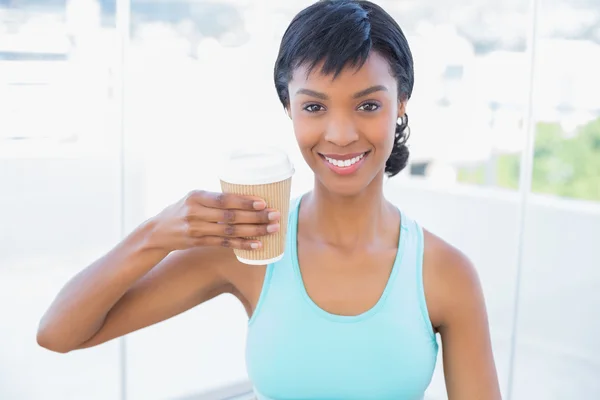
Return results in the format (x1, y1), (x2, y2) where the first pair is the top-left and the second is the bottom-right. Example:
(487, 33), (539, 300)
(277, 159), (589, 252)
(510, 0), (600, 397)
(0, 0), (121, 399)
(392, 0), (532, 190)
(530, 3), (600, 203)
(125, 1), (262, 399)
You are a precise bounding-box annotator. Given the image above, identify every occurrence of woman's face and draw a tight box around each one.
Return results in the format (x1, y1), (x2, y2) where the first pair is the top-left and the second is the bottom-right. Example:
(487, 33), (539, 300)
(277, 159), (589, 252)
(286, 51), (405, 196)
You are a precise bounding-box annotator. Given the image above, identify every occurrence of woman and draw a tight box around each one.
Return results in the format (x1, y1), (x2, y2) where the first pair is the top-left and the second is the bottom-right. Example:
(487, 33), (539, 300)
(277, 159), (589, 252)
(37, 1), (502, 399)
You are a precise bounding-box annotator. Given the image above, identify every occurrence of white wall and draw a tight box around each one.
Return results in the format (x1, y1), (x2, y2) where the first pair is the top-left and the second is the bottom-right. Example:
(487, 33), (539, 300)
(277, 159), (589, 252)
(0, 156), (123, 400)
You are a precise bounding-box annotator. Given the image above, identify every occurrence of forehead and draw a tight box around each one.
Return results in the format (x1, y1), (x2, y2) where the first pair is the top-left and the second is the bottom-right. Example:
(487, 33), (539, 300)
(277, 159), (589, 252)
(289, 51), (396, 92)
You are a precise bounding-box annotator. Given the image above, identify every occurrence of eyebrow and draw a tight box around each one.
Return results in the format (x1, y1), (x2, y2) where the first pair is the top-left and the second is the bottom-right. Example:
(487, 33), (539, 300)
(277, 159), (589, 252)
(295, 85), (388, 100)
(353, 85), (388, 98)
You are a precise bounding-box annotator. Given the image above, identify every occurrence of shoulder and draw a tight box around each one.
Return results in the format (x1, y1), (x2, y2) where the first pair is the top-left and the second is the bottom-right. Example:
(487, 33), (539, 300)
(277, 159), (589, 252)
(420, 229), (501, 397)
(421, 229), (484, 330)
(422, 229), (478, 283)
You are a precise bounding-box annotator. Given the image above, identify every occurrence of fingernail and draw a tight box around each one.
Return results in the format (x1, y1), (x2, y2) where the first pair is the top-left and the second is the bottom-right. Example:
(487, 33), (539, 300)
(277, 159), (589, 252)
(253, 201), (265, 210)
(268, 211), (280, 221)
(250, 242), (261, 249)
(267, 223), (280, 233)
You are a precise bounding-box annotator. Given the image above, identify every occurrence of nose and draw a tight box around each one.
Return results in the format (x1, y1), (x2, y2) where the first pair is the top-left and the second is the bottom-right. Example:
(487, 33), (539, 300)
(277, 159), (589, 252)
(323, 117), (359, 147)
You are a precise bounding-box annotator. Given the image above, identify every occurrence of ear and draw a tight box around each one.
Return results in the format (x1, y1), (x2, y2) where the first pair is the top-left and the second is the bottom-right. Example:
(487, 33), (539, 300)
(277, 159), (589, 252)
(397, 99), (407, 118)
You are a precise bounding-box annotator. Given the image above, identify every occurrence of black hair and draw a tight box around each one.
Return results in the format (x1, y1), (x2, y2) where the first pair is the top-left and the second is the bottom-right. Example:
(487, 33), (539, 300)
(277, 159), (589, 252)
(274, 0), (414, 177)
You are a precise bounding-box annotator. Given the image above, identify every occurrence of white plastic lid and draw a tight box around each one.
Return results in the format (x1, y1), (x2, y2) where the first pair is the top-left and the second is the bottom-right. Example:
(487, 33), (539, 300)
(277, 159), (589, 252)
(219, 146), (295, 185)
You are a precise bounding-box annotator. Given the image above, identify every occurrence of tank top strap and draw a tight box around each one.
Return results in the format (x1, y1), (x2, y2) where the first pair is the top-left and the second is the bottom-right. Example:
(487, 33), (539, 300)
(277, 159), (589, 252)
(389, 211), (437, 341)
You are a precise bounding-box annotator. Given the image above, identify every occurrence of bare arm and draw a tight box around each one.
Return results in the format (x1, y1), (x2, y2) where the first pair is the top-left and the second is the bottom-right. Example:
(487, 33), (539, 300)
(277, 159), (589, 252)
(37, 221), (170, 353)
(424, 231), (502, 400)
(77, 244), (236, 350)
(37, 191), (280, 353)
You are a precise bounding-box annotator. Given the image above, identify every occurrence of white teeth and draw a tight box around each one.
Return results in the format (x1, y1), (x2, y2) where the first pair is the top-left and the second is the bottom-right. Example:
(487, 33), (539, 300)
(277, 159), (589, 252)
(324, 152), (366, 168)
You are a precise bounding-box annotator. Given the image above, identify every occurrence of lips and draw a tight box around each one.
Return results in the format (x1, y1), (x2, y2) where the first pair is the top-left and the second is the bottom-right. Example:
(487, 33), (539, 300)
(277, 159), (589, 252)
(318, 151), (370, 175)
(319, 152), (367, 161)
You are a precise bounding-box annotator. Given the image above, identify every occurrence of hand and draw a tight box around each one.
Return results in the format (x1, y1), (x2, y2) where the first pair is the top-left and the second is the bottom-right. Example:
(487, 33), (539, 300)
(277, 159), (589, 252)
(147, 190), (280, 252)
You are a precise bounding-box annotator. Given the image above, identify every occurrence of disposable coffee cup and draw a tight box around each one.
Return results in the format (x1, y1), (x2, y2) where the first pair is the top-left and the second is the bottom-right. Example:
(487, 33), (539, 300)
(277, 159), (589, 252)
(219, 147), (294, 265)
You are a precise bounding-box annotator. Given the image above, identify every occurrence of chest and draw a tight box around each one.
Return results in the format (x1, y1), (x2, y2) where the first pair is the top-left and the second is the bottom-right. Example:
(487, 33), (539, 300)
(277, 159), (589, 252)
(229, 242), (398, 320)
(296, 241), (398, 317)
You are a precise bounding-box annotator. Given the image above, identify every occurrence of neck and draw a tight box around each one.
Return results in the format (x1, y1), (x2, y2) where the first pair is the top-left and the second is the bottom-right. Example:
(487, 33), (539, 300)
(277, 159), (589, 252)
(303, 172), (394, 248)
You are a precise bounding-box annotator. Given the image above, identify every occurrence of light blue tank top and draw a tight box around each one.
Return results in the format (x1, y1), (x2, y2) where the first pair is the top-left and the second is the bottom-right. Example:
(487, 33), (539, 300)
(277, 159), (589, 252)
(246, 195), (439, 400)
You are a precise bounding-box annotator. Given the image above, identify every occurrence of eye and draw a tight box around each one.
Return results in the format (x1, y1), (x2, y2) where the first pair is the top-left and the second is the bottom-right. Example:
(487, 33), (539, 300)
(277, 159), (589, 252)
(358, 102), (380, 112)
(303, 104), (326, 113)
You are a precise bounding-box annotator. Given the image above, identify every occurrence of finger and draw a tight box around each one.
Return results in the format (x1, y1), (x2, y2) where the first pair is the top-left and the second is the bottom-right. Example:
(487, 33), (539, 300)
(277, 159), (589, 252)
(189, 190), (266, 210)
(190, 221), (280, 238)
(193, 207), (281, 224)
(192, 236), (262, 251)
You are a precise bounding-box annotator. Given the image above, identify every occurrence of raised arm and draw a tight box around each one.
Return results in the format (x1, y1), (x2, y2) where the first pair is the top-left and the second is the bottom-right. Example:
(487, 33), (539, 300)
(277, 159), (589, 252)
(37, 190), (280, 353)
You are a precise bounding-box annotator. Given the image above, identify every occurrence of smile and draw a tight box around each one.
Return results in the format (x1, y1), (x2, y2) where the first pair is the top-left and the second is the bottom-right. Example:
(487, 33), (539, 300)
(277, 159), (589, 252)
(319, 151), (370, 176)
(324, 153), (365, 167)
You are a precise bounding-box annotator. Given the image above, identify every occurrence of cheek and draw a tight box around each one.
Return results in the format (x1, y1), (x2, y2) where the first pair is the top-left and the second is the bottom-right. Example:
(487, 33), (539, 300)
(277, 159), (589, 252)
(292, 115), (322, 150)
(361, 116), (396, 149)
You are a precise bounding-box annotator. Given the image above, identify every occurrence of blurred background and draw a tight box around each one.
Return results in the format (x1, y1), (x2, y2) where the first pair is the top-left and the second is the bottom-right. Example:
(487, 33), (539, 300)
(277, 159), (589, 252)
(1, 0), (599, 399)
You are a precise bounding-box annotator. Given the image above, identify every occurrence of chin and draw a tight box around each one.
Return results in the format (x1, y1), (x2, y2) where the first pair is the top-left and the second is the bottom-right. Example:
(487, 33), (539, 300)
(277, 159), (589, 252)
(316, 178), (372, 198)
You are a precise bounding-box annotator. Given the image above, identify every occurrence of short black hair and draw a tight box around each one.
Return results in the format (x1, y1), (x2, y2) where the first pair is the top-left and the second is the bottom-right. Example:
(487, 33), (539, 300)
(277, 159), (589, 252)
(274, 0), (414, 177)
